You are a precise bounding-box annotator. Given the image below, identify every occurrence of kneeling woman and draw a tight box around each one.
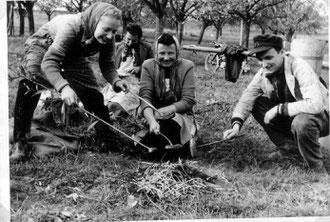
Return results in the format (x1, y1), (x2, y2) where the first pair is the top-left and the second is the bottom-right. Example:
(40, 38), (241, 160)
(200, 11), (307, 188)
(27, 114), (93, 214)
(11, 3), (129, 161)
(138, 33), (198, 158)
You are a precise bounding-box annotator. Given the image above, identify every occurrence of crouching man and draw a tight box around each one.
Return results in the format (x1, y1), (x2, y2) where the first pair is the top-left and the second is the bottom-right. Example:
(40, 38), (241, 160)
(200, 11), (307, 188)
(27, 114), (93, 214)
(223, 34), (329, 174)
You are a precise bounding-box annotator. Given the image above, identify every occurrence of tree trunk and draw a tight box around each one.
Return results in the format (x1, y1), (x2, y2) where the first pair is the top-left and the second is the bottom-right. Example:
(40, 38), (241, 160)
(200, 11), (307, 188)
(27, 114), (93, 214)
(215, 28), (219, 41)
(215, 20), (223, 41)
(18, 3), (25, 36)
(47, 13), (51, 21)
(242, 20), (251, 48)
(155, 16), (164, 40)
(197, 22), (209, 45)
(285, 28), (295, 42)
(7, 2), (15, 36)
(177, 21), (184, 46)
(25, 2), (35, 36)
(122, 10), (133, 35)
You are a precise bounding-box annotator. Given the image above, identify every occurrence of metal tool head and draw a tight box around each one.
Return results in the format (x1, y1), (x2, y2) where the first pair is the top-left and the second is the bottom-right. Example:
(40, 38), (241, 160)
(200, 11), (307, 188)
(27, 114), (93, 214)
(164, 144), (183, 149)
(146, 147), (158, 153)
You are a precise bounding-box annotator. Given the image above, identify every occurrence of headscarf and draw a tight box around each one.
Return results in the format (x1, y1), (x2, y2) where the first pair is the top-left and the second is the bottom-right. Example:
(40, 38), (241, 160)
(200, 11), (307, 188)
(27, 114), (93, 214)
(155, 33), (180, 61)
(80, 3), (121, 55)
(81, 2), (121, 41)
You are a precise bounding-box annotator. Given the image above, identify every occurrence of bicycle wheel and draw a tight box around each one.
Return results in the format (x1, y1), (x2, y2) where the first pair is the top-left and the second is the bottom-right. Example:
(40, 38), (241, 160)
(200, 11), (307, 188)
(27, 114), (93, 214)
(204, 53), (219, 72)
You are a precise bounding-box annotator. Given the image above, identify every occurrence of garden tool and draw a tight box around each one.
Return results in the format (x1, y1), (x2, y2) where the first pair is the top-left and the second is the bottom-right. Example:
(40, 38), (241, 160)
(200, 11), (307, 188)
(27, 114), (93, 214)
(77, 106), (157, 153)
(128, 91), (181, 149)
(197, 134), (245, 154)
(159, 132), (183, 150)
(128, 91), (163, 116)
(128, 91), (175, 119)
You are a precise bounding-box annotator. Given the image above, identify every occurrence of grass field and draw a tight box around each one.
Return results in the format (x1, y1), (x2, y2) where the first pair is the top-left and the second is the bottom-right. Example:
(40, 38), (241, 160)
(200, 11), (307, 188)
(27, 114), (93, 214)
(7, 11), (330, 221)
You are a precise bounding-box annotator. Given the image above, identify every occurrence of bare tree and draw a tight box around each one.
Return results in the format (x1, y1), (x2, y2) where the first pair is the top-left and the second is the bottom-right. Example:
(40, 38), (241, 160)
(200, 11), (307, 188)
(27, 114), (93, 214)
(223, 0), (286, 48)
(7, 1), (15, 36)
(111, 0), (145, 34)
(265, 0), (325, 42)
(196, 13), (213, 44)
(168, 0), (201, 45)
(36, 0), (62, 21)
(140, 0), (169, 40)
(63, 0), (90, 12)
(17, 2), (26, 36)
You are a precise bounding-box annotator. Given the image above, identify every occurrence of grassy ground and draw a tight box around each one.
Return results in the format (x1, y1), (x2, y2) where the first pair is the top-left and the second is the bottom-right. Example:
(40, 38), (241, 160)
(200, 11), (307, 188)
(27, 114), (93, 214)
(8, 28), (330, 221)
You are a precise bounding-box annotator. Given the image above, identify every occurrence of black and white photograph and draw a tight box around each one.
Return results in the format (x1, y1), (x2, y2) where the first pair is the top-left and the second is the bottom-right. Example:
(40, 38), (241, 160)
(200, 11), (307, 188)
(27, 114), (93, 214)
(2, 0), (330, 221)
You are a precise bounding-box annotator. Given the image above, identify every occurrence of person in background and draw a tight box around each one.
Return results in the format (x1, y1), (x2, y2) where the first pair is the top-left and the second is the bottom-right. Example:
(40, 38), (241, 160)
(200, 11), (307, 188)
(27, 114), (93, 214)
(138, 33), (198, 158)
(102, 23), (154, 111)
(223, 34), (329, 175)
(115, 22), (154, 78)
(10, 2), (129, 161)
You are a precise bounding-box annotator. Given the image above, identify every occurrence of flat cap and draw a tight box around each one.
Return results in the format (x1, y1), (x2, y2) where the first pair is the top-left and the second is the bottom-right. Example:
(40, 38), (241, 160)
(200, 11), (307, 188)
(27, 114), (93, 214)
(249, 34), (283, 55)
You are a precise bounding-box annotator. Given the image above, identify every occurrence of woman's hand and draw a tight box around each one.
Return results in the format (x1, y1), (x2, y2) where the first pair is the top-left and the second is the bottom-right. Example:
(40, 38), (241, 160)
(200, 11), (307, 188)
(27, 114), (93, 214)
(149, 119), (160, 135)
(61, 85), (77, 106)
(115, 79), (130, 92)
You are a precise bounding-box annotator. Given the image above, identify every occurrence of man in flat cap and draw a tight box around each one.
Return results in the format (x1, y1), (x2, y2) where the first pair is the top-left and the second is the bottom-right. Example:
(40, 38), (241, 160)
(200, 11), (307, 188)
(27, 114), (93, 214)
(223, 34), (329, 175)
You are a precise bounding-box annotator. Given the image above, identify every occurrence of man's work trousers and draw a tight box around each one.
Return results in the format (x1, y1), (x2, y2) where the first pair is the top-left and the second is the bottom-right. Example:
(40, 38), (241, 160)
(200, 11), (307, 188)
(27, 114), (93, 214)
(251, 96), (329, 170)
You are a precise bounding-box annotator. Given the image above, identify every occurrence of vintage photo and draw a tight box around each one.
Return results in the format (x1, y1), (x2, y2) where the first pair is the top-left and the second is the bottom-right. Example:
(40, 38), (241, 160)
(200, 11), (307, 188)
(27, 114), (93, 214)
(3, 0), (330, 221)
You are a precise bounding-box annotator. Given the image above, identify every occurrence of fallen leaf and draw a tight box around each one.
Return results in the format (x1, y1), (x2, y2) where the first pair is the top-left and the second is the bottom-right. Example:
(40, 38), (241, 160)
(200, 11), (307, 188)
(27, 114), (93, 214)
(59, 210), (72, 218)
(126, 195), (138, 209)
(66, 193), (79, 202)
(87, 120), (99, 132)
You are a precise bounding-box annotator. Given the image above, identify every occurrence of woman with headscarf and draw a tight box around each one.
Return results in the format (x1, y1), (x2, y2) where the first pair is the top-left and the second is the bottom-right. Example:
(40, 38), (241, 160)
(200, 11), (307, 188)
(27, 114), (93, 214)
(11, 2), (129, 161)
(137, 33), (198, 158)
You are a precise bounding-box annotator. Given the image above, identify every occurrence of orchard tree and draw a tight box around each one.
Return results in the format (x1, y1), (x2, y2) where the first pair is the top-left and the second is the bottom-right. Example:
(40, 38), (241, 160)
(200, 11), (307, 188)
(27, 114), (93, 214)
(168, 0), (201, 45)
(17, 2), (26, 36)
(63, 0), (91, 12)
(140, 0), (169, 40)
(7, 1), (15, 36)
(110, 0), (145, 34)
(195, 12), (213, 44)
(222, 0), (286, 48)
(36, 0), (62, 21)
(193, 0), (236, 44)
(266, 0), (325, 42)
(253, 9), (275, 34)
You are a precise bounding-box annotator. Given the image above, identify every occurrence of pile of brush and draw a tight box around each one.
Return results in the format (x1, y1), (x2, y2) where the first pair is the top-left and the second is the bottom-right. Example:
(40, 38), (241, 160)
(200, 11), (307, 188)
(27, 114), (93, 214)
(132, 160), (228, 203)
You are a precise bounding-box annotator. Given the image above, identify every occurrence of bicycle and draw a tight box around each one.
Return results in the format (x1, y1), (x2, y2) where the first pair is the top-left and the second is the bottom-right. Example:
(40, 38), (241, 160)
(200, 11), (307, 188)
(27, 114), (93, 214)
(204, 41), (250, 74)
(204, 42), (226, 72)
